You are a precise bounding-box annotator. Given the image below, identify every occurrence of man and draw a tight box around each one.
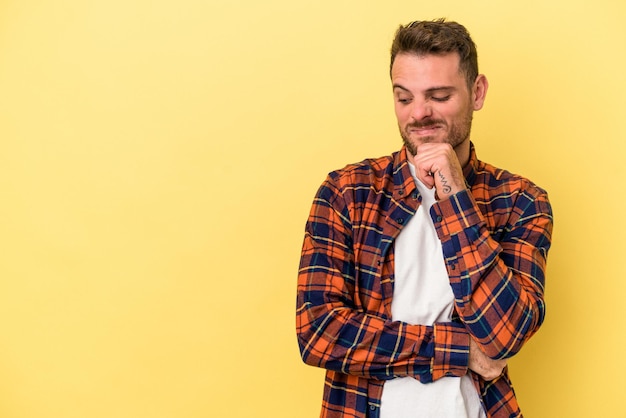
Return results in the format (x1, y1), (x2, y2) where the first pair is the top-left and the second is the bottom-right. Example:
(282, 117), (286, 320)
(296, 19), (553, 418)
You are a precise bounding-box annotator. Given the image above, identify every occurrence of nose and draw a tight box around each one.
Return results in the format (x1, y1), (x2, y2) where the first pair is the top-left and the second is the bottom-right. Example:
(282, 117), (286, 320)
(409, 99), (433, 121)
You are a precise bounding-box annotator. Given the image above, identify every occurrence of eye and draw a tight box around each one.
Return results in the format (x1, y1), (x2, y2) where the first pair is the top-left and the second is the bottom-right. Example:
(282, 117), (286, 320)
(397, 97), (412, 104)
(431, 95), (451, 102)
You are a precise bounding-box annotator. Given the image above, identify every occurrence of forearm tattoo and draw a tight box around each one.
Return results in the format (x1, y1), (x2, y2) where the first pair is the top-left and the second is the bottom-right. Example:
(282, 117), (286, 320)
(438, 171), (452, 194)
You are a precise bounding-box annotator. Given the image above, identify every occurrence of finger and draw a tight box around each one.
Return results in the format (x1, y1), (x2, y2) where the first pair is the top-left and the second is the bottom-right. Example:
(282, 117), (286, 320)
(416, 166), (435, 188)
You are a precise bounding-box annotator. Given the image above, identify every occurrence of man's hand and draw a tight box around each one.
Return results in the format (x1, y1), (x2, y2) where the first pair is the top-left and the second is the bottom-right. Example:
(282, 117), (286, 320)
(413, 143), (466, 200)
(468, 338), (507, 381)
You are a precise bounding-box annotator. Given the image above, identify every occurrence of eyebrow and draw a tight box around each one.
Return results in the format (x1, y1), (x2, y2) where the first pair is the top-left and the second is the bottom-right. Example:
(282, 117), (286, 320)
(392, 84), (456, 94)
(392, 84), (411, 92)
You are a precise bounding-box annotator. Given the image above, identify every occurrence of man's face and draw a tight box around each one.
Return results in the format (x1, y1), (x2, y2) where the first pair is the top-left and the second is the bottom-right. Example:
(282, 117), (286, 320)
(391, 52), (478, 156)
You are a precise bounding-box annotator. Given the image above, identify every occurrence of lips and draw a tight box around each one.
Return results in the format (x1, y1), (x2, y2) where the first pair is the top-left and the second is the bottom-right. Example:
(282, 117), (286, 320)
(409, 125), (442, 135)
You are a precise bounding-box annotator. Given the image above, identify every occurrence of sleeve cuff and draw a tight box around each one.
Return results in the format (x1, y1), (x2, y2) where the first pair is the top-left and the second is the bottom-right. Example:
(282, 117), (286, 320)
(431, 322), (469, 380)
(431, 189), (483, 240)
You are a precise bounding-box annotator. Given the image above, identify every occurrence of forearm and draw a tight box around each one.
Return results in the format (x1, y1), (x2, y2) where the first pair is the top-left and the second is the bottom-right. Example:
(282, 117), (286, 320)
(296, 286), (469, 382)
(432, 188), (552, 359)
(297, 230), (470, 382)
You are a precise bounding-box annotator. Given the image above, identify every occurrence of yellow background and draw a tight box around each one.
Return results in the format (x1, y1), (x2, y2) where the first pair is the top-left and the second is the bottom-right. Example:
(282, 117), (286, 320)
(0, 0), (624, 417)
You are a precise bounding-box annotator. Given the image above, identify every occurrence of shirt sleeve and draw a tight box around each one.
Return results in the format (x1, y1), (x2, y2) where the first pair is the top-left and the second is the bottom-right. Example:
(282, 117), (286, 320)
(296, 175), (469, 383)
(430, 183), (553, 359)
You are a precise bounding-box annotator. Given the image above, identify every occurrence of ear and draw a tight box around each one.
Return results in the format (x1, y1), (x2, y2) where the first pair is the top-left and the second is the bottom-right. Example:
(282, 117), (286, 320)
(472, 74), (489, 111)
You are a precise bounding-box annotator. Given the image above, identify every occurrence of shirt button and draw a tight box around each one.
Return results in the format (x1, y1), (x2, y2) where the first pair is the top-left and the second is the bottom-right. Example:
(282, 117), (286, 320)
(397, 218), (404, 224)
(436, 216), (442, 222)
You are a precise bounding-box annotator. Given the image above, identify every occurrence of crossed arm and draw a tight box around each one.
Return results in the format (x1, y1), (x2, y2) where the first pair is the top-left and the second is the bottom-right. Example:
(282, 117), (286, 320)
(296, 150), (553, 383)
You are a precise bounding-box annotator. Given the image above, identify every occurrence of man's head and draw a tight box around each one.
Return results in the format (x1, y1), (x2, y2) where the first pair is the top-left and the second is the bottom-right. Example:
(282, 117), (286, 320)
(390, 19), (488, 158)
(390, 19), (478, 90)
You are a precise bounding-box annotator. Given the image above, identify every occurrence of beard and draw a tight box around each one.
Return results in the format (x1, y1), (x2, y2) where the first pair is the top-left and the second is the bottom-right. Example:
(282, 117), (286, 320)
(400, 111), (474, 156)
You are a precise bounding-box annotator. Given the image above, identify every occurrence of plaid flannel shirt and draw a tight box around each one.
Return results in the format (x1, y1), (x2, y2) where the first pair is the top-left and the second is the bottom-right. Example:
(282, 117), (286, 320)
(296, 143), (553, 417)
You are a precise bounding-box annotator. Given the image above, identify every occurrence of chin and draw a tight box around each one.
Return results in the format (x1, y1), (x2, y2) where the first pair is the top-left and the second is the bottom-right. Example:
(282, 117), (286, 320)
(408, 134), (443, 146)
(419, 136), (444, 143)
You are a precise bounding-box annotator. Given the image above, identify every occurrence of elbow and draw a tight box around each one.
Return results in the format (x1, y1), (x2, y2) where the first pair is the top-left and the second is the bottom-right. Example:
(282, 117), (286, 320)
(296, 307), (325, 368)
(297, 333), (318, 366)
(296, 326), (331, 369)
(490, 301), (546, 359)
(296, 303), (346, 369)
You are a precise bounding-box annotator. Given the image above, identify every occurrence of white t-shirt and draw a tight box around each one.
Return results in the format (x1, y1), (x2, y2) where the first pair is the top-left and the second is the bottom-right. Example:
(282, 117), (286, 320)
(380, 164), (485, 418)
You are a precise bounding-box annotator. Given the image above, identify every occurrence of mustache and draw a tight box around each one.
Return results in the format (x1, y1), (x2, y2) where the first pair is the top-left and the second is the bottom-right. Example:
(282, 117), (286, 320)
(407, 119), (447, 129)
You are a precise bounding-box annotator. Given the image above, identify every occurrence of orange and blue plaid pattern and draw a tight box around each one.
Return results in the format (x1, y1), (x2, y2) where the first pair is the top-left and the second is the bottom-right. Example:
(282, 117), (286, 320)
(296, 144), (553, 417)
